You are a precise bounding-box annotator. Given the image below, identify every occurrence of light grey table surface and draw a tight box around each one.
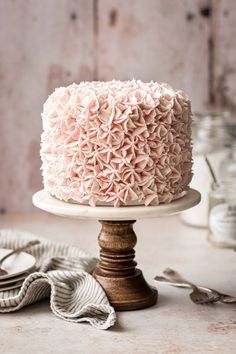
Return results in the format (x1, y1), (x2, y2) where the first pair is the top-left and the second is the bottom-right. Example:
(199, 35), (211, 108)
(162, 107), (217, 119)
(0, 212), (235, 354)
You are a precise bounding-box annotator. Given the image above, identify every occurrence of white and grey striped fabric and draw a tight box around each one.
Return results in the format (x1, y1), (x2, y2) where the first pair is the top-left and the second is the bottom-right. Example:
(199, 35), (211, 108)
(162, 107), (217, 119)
(0, 229), (116, 330)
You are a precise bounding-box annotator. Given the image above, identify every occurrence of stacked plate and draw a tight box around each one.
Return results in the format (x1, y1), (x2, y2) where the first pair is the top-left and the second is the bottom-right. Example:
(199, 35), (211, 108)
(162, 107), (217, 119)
(0, 249), (36, 291)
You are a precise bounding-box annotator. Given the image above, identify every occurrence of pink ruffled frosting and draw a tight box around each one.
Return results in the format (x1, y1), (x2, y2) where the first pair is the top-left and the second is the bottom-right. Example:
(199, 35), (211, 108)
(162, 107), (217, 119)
(41, 80), (193, 207)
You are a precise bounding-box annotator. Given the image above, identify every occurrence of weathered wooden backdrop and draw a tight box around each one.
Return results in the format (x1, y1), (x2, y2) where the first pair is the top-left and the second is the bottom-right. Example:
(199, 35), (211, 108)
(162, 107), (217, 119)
(0, 0), (235, 212)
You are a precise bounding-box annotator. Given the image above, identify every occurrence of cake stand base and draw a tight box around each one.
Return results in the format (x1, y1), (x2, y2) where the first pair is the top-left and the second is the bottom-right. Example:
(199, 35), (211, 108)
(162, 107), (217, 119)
(33, 189), (200, 311)
(93, 220), (157, 310)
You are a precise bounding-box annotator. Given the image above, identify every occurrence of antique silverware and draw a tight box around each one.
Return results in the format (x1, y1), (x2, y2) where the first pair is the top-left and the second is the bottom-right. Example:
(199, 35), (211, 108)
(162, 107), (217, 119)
(0, 240), (39, 276)
(155, 268), (220, 304)
(215, 292), (236, 304)
(154, 274), (236, 304)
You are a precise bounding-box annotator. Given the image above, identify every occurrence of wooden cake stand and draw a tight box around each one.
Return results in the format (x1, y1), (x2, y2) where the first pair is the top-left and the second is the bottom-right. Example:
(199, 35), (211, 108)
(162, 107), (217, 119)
(33, 189), (200, 311)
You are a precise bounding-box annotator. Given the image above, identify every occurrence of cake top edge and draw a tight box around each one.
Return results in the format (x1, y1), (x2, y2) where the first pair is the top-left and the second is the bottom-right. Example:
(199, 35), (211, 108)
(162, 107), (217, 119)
(45, 79), (190, 102)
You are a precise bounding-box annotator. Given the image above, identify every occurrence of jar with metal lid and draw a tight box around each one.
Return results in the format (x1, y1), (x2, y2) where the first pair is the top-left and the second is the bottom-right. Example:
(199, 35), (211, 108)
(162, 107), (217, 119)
(181, 112), (230, 228)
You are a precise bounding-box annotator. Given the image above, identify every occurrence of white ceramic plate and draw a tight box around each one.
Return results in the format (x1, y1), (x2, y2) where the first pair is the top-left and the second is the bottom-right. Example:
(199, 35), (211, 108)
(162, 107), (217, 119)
(0, 271), (34, 286)
(0, 249), (36, 280)
(0, 281), (23, 292)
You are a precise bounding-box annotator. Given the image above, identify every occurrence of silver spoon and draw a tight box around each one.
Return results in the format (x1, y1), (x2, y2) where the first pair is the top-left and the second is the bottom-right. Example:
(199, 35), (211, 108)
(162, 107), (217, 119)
(154, 275), (236, 304)
(162, 268), (220, 304)
(0, 240), (40, 276)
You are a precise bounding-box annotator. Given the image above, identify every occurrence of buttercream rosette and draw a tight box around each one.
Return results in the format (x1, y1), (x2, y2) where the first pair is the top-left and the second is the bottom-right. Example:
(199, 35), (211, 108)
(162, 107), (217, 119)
(41, 80), (193, 207)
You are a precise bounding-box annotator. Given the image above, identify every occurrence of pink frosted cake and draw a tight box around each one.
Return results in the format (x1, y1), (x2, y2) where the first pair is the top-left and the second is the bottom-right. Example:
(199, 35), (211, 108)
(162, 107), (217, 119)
(40, 80), (193, 207)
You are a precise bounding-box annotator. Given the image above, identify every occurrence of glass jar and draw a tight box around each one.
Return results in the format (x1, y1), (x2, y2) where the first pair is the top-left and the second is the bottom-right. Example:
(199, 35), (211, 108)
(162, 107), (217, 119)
(208, 183), (236, 248)
(181, 112), (230, 228)
(219, 142), (236, 183)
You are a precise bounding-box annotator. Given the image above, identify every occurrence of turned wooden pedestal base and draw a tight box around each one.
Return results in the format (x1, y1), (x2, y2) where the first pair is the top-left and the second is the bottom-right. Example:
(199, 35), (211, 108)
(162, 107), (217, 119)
(93, 220), (157, 311)
(33, 190), (200, 311)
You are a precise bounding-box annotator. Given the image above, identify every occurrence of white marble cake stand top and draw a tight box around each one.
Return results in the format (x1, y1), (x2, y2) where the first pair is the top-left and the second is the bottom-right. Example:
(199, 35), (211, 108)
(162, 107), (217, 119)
(33, 189), (200, 221)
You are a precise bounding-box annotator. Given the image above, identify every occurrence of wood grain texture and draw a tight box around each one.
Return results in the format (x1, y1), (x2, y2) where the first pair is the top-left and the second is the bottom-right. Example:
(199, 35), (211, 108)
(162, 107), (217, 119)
(212, 0), (236, 113)
(0, 0), (94, 212)
(97, 0), (211, 111)
(0, 0), (235, 212)
(93, 220), (157, 310)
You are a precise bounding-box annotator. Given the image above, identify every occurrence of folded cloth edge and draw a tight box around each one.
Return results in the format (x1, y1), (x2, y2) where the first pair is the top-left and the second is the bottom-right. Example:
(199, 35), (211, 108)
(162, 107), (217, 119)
(0, 229), (116, 330)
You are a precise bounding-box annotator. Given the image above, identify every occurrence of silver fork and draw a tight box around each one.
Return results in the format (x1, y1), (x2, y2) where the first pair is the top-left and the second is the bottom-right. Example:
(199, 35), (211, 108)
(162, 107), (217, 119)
(156, 268), (221, 304)
(155, 274), (236, 304)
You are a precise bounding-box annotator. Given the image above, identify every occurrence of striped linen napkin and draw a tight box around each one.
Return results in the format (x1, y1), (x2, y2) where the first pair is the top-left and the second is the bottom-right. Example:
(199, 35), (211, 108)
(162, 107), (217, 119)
(0, 229), (116, 330)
